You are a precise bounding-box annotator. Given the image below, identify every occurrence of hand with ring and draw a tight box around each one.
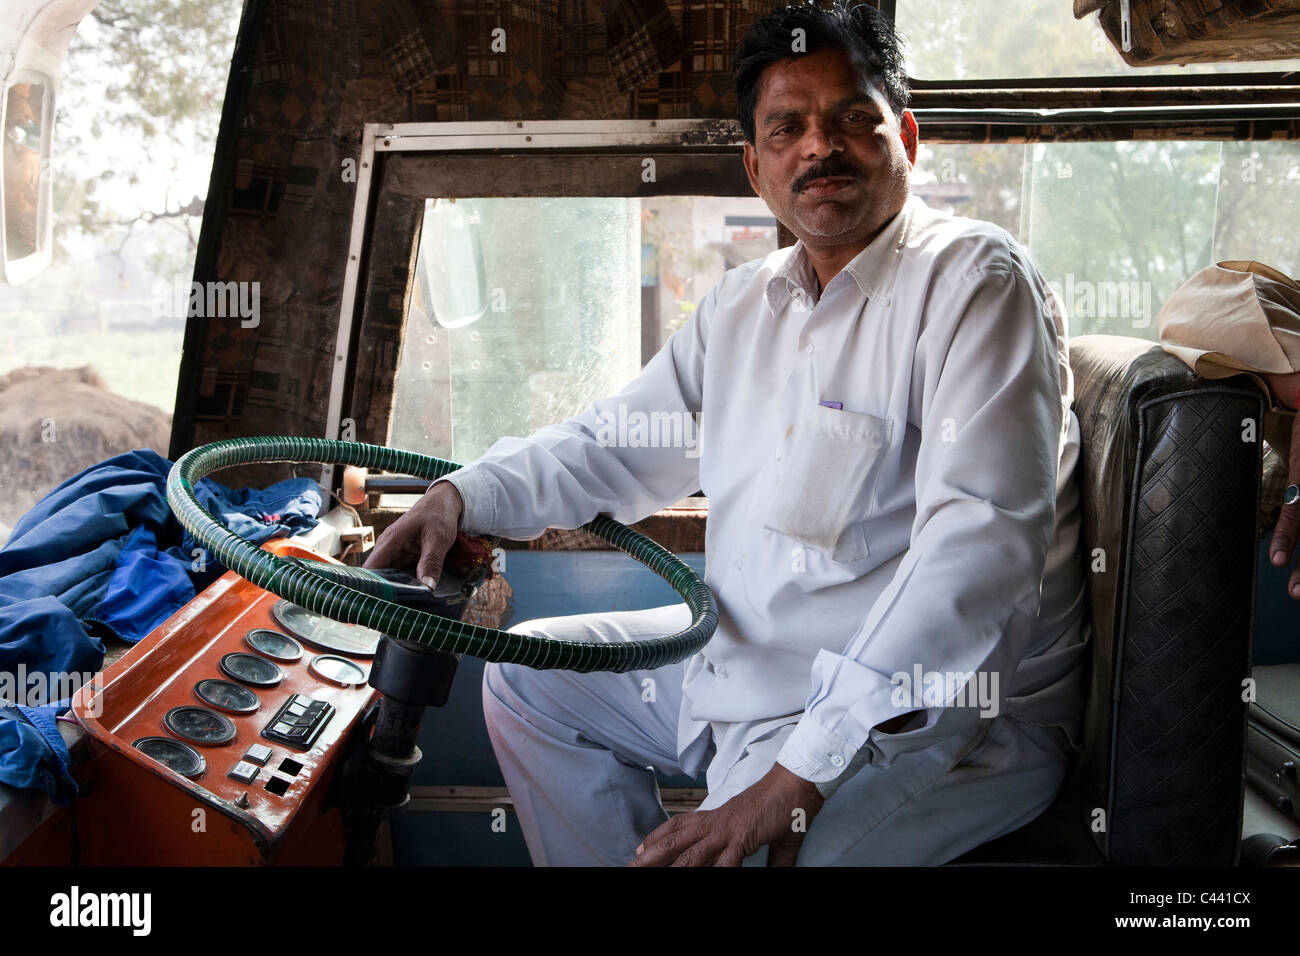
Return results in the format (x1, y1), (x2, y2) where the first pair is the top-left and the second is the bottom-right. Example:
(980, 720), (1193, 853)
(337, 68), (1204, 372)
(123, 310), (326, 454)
(1265, 372), (1300, 600)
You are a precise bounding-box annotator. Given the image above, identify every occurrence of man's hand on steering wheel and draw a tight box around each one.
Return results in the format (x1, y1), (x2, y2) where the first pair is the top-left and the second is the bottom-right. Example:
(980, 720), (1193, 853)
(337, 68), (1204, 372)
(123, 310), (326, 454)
(629, 763), (824, 867)
(364, 480), (464, 587)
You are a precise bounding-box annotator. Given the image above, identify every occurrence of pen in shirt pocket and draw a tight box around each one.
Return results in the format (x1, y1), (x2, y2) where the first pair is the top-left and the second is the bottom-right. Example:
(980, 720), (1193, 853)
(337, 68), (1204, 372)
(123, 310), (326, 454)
(819, 400), (843, 410)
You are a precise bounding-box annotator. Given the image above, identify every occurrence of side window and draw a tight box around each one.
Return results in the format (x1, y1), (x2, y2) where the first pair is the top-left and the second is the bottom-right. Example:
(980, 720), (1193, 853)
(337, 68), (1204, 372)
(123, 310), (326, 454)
(388, 195), (776, 464)
(913, 142), (1300, 338)
(0, 0), (242, 545)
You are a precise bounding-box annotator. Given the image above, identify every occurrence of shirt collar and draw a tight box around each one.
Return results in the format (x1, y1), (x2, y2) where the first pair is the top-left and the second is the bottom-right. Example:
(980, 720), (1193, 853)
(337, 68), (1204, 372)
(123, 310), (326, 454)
(764, 194), (921, 313)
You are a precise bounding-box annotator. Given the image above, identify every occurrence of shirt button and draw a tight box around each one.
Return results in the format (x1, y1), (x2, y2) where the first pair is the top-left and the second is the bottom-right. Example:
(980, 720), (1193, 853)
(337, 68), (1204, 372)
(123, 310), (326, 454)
(828, 753), (845, 768)
(734, 559), (743, 571)
(806, 343), (815, 354)
(775, 448), (783, 460)
(716, 666), (728, 678)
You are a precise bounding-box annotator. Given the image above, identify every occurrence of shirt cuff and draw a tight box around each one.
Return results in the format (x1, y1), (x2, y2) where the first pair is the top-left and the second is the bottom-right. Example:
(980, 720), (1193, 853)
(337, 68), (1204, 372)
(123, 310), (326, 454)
(775, 716), (871, 800)
(775, 706), (934, 800)
(432, 468), (496, 535)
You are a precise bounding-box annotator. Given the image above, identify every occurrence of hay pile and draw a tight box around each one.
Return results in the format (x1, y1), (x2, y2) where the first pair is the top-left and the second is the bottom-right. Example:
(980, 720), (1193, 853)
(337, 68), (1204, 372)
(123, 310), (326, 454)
(0, 366), (171, 546)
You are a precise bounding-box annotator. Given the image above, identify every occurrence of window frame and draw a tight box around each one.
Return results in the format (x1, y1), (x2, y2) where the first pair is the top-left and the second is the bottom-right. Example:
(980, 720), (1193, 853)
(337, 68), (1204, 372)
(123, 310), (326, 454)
(328, 120), (763, 492)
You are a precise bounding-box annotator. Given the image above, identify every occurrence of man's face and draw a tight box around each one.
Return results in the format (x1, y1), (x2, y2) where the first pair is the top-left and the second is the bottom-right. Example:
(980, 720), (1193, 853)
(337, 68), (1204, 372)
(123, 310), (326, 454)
(742, 47), (917, 252)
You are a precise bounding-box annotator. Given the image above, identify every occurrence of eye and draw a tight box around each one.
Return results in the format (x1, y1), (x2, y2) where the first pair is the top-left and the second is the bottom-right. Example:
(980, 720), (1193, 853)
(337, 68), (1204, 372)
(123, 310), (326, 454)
(771, 125), (793, 138)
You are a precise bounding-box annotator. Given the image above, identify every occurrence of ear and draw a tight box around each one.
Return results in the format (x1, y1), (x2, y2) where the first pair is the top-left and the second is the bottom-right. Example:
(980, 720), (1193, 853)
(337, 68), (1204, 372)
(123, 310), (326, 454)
(742, 141), (763, 198)
(899, 110), (918, 166)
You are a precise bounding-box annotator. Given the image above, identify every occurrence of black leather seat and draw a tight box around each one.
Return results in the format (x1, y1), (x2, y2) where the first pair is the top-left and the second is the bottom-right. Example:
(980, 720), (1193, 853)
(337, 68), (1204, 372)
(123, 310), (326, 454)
(953, 334), (1263, 865)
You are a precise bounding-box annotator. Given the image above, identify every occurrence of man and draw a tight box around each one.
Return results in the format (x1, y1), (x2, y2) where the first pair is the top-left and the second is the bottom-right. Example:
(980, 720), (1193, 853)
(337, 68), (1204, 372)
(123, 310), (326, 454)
(366, 1), (1087, 866)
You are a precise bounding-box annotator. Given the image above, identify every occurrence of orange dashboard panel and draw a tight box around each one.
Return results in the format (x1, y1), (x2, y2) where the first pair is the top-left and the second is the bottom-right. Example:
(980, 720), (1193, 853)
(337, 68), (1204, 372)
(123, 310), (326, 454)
(69, 539), (381, 866)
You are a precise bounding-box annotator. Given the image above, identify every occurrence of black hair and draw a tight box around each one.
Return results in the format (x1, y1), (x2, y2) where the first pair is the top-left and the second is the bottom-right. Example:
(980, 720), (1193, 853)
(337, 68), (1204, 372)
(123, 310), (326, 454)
(733, 2), (910, 144)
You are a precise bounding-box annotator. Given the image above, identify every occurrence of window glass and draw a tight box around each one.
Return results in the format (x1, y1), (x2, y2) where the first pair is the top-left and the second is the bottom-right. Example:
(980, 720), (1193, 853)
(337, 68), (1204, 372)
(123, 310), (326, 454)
(1214, 141), (1300, 274)
(916, 140), (1300, 338)
(900, 0), (1300, 80)
(389, 196), (777, 464)
(1023, 141), (1221, 337)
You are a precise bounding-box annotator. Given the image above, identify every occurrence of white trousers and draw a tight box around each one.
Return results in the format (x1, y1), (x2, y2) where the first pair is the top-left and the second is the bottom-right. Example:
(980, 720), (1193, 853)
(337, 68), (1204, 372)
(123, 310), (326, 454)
(482, 604), (1070, 866)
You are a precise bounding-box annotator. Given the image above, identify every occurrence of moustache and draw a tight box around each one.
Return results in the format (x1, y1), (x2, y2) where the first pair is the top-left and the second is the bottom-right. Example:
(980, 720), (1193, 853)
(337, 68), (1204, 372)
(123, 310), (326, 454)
(792, 162), (863, 193)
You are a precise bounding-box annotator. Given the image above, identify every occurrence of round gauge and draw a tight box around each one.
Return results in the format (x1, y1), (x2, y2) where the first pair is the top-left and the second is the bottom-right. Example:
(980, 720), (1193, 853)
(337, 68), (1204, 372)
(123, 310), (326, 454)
(195, 678), (260, 714)
(271, 600), (384, 658)
(309, 654), (368, 687)
(245, 628), (303, 662)
(133, 736), (206, 777)
(219, 652), (284, 688)
(162, 706), (237, 746)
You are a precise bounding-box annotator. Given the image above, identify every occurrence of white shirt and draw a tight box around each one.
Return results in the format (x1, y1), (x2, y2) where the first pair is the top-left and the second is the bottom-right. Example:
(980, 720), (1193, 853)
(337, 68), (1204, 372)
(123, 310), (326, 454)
(440, 194), (1088, 799)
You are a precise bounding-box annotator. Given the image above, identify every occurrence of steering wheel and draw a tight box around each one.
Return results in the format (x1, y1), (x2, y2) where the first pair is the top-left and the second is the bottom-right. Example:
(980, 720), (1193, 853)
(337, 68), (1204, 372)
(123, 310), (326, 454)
(166, 437), (717, 673)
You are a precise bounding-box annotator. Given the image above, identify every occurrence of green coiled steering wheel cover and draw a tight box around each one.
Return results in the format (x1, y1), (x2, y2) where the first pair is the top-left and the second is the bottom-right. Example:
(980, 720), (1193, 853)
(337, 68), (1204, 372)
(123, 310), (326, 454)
(166, 437), (717, 673)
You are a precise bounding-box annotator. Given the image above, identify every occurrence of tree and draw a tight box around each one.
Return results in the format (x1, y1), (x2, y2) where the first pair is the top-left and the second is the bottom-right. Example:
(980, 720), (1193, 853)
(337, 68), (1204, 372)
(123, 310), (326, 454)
(54, 0), (241, 276)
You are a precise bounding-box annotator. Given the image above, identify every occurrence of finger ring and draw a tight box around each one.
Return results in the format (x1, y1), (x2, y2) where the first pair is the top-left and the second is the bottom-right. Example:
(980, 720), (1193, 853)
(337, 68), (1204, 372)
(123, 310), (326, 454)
(1287, 485), (1300, 506)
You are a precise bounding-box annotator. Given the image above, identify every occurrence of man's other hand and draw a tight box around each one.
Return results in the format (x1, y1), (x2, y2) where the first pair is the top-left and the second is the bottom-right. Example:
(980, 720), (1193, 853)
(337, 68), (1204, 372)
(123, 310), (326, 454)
(1265, 371), (1300, 600)
(630, 764), (825, 867)
(363, 481), (464, 588)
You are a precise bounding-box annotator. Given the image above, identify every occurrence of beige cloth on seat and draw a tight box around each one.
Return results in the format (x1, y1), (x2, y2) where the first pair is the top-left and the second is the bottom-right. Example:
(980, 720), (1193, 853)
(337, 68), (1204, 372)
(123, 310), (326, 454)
(1160, 260), (1300, 403)
(1159, 260), (1300, 535)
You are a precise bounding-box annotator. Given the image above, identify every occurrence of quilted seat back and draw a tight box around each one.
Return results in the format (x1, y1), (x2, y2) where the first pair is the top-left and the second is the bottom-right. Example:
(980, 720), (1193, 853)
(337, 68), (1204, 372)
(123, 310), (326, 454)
(1068, 334), (1261, 865)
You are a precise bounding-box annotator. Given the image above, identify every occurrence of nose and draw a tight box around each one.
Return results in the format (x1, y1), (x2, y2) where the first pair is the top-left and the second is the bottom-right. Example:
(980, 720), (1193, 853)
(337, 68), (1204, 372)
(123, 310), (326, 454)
(799, 116), (842, 160)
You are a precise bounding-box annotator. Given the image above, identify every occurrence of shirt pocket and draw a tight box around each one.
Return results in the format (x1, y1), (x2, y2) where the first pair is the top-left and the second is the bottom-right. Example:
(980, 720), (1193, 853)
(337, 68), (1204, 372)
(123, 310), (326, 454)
(762, 404), (893, 563)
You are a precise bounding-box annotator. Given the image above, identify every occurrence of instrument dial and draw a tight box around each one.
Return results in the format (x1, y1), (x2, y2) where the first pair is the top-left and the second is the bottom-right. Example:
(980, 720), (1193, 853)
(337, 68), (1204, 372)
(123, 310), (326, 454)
(133, 736), (206, 777)
(245, 628), (303, 662)
(195, 678), (260, 714)
(271, 600), (383, 658)
(219, 652), (284, 688)
(163, 706), (237, 746)
(309, 654), (368, 687)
